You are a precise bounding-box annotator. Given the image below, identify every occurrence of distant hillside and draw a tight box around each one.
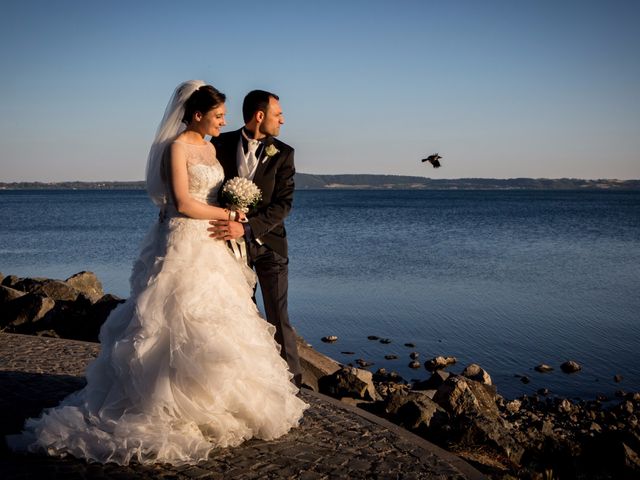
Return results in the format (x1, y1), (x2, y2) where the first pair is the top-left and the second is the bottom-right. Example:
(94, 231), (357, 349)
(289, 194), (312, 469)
(294, 174), (640, 190)
(1, 175), (639, 190)
(0, 181), (146, 190)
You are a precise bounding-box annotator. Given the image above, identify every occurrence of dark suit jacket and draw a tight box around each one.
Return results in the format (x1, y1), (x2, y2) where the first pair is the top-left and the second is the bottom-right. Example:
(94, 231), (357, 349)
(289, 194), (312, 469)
(211, 128), (295, 258)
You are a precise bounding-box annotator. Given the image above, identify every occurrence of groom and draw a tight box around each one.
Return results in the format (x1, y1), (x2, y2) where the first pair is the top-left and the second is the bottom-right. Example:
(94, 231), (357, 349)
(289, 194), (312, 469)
(209, 90), (302, 387)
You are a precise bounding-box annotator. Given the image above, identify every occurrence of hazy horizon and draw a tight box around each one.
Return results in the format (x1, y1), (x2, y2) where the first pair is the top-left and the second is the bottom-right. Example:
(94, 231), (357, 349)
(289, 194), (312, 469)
(2, 173), (638, 184)
(2, 0), (639, 182)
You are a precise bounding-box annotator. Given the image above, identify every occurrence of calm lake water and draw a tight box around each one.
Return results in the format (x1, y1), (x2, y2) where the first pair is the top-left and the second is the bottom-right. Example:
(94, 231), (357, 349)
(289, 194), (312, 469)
(1, 188), (639, 400)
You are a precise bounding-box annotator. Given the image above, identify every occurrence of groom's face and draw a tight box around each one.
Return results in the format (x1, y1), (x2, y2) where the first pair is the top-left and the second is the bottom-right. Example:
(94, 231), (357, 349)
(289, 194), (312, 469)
(259, 97), (284, 137)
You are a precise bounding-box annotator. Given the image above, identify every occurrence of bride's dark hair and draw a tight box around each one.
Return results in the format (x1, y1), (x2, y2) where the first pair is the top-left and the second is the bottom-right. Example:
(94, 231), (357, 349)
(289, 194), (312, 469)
(182, 85), (226, 124)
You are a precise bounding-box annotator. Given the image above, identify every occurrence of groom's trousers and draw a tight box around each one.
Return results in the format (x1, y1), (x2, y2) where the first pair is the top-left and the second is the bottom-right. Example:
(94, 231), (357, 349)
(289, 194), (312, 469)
(248, 242), (303, 387)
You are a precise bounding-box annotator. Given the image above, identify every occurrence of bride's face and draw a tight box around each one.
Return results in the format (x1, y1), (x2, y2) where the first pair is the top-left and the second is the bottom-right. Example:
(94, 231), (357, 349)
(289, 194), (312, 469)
(200, 104), (227, 137)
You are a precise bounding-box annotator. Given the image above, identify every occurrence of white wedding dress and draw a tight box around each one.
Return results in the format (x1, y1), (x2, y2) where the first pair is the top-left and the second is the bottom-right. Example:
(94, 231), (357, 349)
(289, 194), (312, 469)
(7, 141), (308, 466)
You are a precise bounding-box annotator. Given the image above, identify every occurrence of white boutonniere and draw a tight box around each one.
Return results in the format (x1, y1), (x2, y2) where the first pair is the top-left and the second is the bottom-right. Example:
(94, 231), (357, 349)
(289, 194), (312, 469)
(264, 144), (279, 158)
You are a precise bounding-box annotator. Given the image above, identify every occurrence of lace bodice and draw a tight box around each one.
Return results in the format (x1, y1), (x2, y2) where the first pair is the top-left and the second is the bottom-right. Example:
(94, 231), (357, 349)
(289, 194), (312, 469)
(173, 141), (224, 205)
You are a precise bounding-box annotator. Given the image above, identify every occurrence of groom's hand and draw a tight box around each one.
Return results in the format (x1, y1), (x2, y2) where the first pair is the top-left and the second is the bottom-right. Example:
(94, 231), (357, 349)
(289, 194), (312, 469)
(208, 220), (244, 240)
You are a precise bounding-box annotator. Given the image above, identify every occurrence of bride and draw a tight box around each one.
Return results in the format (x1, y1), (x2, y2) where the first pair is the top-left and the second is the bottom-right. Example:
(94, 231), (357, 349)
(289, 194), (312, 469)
(7, 81), (308, 466)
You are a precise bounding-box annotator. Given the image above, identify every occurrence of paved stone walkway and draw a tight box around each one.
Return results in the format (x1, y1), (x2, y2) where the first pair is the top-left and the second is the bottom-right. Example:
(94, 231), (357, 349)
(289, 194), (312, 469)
(0, 333), (485, 479)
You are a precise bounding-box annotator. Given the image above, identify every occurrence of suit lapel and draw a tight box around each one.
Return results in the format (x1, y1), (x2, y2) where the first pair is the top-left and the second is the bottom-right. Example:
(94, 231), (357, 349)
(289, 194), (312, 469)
(253, 153), (267, 186)
(253, 137), (278, 185)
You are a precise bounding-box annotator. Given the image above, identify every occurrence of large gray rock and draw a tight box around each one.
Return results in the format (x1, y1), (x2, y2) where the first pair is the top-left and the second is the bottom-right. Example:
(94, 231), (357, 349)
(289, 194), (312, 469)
(65, 271), (104, 303)
(12, 278), (80, 302)
(90, 294), (125, 330)
(318, 366), (382, 401)
(413, 370), (450, 391)
(461, 363), (492, 385)
(433, 375), (524, 465)
(44, 296), (98, 341)
(1, 275), (22, 288)
(0, 285), (26, 303)
(434, 375), (500, 417)
(0, 293), (55, 329)
(296, 336), (341, 391)
(385, 390), (449, 435)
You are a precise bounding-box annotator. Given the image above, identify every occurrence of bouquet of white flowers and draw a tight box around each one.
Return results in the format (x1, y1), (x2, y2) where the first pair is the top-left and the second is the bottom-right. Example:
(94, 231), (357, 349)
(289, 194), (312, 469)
(221, 177), (261, 262)
(222, 177), (262, 213)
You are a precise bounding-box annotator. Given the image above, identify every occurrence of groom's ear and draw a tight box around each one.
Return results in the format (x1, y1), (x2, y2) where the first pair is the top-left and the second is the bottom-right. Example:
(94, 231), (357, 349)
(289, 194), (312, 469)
(255, 110), (265, 123)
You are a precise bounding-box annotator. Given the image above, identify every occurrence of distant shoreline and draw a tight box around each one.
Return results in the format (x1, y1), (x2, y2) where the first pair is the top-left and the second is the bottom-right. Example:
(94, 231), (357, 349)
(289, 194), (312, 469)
(1, 174), (639, 191)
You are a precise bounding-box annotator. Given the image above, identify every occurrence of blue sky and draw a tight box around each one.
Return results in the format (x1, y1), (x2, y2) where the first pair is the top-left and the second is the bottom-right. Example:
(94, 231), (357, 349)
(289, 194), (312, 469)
(1, 0), (639, 181)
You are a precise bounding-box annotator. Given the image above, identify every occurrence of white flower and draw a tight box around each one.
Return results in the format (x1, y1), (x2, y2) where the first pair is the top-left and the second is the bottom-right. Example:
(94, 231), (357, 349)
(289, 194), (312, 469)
(222, 177), (262, 212)
(264, 144), (279, 157)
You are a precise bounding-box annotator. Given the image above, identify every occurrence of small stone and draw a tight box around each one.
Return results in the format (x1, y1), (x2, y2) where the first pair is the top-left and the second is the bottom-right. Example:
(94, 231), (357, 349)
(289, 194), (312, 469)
(424, 355), (457, 371)
(379, 338), (392, 344)
(384, 355), (398, 360)
(404, 343), (416, 348)
(622, 443), (640, 471)
(558, 398), (575, 414)
(409, 352), (419, 359)
(614, 374), (623, 383)
(560, 360), (582, 373)
(537, 388), (550, 396)
(520, 376), (531, 384)
(367, 335), (380, 340)
(356, 358), (373, 368)
(341, 351), (355, 355)
(321, 335), (338, 343)
(534, 364), (554, 373)
(596, 393), (609, 402)
(408, 361), (421, 369)
(506, 399), (522, 414)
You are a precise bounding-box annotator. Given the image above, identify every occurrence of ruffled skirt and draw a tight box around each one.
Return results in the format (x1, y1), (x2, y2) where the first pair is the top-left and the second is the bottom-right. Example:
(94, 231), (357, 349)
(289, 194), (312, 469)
(7, 216), (308, 465)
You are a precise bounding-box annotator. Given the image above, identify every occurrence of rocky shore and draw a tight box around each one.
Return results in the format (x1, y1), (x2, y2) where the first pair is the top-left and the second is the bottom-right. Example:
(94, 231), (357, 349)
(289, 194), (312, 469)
(2, 271), (639, 479)
(0, 271), (123, 342)
(314, 361), (640, 479)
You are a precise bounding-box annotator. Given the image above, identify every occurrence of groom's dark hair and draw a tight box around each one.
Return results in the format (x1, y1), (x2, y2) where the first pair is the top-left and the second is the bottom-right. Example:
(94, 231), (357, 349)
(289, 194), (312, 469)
(243, 90), (279, 123)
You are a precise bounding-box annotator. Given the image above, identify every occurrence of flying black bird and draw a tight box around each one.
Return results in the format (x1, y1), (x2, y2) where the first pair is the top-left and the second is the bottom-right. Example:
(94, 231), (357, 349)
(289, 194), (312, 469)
(421, 153), (442, 168)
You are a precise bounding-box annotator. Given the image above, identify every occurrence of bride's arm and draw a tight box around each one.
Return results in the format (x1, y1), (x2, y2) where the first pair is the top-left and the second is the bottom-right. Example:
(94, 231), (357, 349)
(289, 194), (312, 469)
(168, 142), (232, 221)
